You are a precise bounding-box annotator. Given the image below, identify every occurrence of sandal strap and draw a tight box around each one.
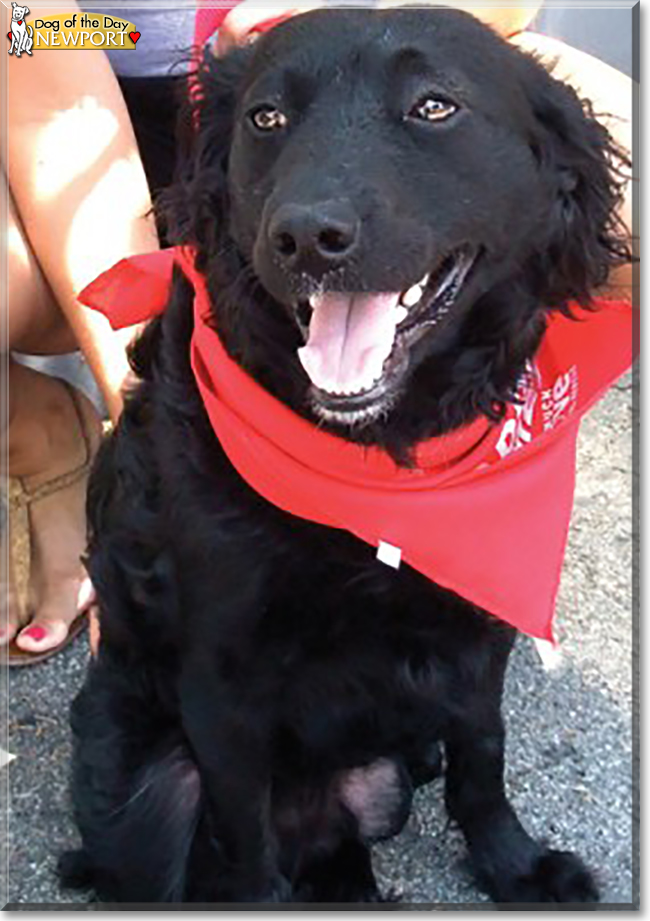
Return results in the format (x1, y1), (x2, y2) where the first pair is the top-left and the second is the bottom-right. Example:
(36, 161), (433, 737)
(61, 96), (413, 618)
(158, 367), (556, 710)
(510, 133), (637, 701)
(7, 479), (31, 615)
(15, 456), (91, 505)
(5, 380), (96, 618)
(8, 380), (94, 507)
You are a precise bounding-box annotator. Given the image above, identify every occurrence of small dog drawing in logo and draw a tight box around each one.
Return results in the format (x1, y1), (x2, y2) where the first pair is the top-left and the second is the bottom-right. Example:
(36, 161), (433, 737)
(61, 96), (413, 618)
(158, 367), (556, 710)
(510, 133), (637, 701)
(8, 2), (33, 57)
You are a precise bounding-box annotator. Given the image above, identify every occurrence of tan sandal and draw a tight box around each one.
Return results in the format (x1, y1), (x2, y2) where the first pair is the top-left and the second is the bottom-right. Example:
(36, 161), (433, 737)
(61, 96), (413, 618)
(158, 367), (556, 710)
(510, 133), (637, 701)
(4, 381), (97, 667)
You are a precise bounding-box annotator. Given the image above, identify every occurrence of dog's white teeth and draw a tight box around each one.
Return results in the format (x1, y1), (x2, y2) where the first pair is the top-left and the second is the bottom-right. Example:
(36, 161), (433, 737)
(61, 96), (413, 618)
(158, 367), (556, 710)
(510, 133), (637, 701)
(394, 304), (409, 325)
(400, 284), (424, 308)
(400, 274), (429, 307)
(325, 360), (387, 398)
(332, 371), (383, 397)
(330, 383), (364, 396)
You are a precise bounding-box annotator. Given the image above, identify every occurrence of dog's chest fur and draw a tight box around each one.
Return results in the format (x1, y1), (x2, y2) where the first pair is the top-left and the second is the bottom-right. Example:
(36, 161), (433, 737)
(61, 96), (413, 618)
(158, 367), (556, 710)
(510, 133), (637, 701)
(113, 330), (504, 784)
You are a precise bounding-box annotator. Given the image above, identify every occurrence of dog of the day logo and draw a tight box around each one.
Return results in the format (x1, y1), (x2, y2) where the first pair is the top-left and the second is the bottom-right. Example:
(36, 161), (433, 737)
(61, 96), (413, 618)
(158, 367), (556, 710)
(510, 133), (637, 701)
(7, 2), (33, 56)
(7, 8), (140, 54)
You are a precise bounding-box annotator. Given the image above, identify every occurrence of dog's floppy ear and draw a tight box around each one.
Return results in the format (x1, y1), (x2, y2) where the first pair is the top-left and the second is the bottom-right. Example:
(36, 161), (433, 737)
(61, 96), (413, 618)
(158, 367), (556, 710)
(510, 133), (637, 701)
(520, 55), (631, 311)
(160, 46), (256, 255)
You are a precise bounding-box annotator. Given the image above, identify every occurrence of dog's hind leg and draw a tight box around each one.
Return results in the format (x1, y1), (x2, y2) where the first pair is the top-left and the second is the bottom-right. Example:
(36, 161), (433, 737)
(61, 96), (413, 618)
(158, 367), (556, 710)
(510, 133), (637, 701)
(62, 741), (202, 903)
(443, 625), (598, 904)
(63, 662), (203, 903)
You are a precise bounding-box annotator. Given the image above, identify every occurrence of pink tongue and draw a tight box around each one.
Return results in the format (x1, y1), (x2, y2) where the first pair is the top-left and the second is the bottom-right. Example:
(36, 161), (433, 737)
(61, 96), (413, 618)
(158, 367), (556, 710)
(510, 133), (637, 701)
(298, 292), (401, 394)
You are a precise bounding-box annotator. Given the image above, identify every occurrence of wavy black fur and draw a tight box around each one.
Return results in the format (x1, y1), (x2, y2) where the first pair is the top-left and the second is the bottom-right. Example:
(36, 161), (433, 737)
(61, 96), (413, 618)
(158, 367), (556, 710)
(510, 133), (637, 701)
(62, 9), (630, 904)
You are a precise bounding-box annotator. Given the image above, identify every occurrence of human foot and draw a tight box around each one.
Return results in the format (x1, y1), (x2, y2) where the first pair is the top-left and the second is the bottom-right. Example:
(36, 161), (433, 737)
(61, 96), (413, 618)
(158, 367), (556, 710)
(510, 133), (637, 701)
(2, 364), (102, 661)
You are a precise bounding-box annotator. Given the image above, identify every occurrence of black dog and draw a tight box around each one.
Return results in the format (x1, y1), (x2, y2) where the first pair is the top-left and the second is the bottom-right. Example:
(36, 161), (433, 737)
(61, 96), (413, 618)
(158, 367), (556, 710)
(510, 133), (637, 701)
(61, 8), (630, 904)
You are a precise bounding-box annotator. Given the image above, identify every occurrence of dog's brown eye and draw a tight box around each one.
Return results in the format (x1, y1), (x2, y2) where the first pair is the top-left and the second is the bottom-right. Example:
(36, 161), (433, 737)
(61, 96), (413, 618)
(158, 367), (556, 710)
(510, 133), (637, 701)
(250, 106), (288, 132)
(410, 96), (458, 123)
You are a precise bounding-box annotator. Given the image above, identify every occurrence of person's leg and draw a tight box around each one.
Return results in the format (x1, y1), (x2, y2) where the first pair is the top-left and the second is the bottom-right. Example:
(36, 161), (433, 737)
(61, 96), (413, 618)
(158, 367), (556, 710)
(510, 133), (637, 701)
(6, 187), (77, 356)
(2, 190), (102, 655)
(4, 72), (182, 659)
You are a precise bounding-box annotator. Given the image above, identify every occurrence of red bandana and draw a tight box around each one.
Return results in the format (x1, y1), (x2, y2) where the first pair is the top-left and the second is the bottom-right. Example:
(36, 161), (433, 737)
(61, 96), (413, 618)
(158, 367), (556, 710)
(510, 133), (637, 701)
(80, 249), (633, 640)
(193, 4), (293, 49)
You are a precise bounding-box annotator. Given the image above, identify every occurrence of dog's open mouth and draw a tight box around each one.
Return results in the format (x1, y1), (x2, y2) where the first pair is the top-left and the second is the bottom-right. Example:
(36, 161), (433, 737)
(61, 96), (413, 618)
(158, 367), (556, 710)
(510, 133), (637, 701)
(296, 245), (478, 426)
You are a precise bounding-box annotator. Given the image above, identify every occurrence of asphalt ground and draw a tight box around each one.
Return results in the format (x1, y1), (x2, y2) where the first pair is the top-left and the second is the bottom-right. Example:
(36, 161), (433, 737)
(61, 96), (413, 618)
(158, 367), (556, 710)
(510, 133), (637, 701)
(3, 370), (636, 908)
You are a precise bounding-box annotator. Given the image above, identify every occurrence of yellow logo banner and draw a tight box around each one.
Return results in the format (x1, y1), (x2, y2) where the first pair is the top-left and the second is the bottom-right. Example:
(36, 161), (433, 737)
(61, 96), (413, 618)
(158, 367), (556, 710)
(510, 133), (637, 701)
(30, 13), (139, 50)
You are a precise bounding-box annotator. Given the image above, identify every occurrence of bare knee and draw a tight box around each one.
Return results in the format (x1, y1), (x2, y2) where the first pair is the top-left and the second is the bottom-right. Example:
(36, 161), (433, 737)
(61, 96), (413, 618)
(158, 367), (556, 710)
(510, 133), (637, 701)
(5, 187), (76, 354)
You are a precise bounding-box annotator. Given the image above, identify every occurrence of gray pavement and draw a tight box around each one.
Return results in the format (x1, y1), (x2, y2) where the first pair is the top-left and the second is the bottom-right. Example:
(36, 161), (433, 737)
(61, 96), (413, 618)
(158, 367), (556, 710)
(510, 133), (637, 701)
(4, 373), (636, 907)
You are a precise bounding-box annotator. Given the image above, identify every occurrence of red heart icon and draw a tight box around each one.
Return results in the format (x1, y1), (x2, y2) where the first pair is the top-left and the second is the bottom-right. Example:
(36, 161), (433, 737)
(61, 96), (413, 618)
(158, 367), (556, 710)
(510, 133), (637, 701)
(7, 31), (11, 39)
(17, 19), (22, 24)
(129, 31), (140, 44)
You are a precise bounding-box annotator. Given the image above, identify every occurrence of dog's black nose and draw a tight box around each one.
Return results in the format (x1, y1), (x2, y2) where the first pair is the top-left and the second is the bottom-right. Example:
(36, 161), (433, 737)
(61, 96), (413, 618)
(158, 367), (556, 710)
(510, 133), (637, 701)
(268, 201), (360, 269)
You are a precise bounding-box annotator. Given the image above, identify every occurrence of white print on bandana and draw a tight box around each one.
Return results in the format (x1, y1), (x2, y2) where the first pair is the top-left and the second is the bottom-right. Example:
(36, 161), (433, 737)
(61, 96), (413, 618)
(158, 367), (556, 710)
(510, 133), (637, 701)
(541, 365), (579, 431)
(495, 363), (579, 459)
(495, 364), (540, 459)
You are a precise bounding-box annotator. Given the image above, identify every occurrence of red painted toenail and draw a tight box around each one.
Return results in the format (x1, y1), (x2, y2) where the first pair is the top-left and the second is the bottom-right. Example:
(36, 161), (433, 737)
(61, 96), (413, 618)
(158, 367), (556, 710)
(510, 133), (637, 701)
(23, 626), (47, 642)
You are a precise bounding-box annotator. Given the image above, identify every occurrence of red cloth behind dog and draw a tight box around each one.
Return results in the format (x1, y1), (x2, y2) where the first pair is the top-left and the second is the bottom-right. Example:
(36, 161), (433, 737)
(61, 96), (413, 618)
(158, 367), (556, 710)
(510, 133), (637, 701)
(80, 248), (634, 640)
(194, 4), (296, 54)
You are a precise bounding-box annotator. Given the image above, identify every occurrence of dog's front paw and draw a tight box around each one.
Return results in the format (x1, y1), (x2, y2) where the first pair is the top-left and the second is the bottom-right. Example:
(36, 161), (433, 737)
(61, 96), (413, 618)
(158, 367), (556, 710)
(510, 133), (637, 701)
(482, 849), (599, 905)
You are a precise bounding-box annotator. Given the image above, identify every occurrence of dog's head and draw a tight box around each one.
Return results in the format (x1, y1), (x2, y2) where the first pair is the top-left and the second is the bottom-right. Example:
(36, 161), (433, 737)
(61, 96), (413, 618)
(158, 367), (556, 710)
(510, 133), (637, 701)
(12, 2), (29, 21)
(167, 8), (629, 457)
